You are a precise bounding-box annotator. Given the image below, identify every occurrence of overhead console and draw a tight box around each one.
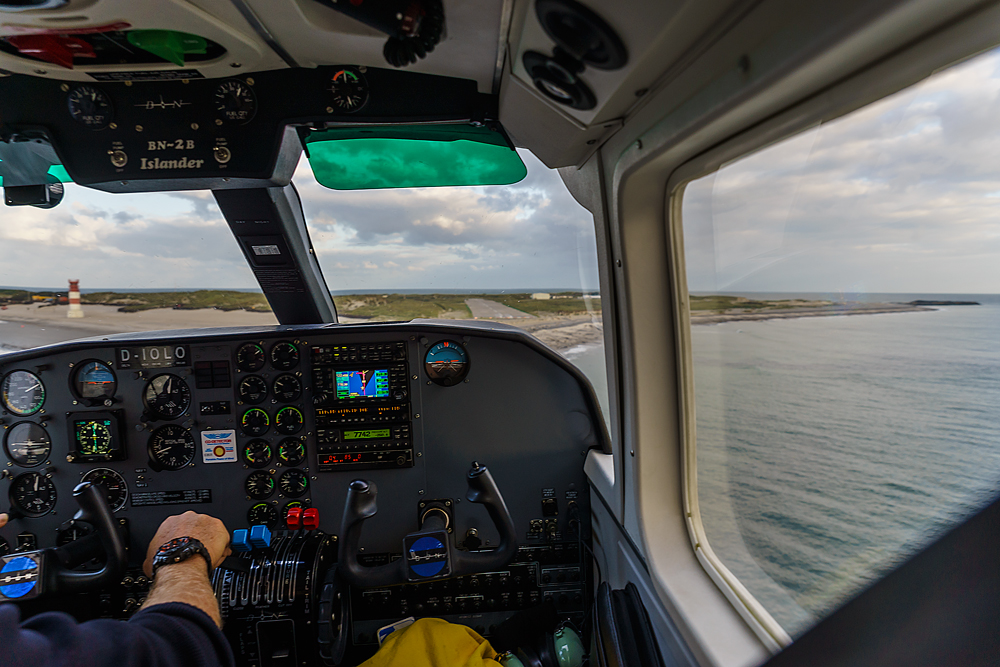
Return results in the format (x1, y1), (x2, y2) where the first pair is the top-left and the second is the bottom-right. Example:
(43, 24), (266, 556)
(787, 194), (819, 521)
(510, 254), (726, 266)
(0, 65), (493, 192)
(0, 321), (605, 664)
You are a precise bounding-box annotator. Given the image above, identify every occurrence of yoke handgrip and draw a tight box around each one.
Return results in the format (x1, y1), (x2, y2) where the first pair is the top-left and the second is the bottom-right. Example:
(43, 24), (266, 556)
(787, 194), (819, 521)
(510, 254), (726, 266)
(47, 482), (128, 594)
(337, 463), (518, 588)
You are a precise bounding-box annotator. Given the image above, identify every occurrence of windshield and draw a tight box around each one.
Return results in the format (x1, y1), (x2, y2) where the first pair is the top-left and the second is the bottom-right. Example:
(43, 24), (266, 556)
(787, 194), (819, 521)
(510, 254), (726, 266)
(0, 149), (608, 415)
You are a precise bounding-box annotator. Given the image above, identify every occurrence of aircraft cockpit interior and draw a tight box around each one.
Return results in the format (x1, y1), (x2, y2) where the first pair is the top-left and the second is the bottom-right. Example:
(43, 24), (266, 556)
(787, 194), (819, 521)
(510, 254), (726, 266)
(0, 1), (997, 666)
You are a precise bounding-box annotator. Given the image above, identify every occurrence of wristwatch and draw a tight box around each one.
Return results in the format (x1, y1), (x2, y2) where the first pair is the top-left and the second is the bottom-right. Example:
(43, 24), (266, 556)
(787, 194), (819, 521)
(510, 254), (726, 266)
(151, 536), (213, 577)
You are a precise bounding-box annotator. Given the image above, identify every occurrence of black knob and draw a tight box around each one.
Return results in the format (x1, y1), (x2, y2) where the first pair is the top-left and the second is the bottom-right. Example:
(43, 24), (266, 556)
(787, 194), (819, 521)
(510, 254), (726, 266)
(350, 479), (370, 492)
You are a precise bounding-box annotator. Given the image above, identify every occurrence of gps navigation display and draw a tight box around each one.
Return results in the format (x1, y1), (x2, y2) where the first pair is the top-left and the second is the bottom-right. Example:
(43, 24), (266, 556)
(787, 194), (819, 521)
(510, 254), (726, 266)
(335, 369), (389, 399)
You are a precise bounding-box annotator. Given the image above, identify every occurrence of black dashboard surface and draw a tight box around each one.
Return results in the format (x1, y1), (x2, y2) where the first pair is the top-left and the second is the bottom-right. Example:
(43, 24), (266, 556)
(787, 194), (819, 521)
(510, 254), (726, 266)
(0, 320), (604, 660)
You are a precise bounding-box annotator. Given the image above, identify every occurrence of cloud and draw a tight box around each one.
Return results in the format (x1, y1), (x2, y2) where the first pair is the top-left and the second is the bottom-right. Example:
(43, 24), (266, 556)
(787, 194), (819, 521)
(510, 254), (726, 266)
(683, 47), (1000, 294)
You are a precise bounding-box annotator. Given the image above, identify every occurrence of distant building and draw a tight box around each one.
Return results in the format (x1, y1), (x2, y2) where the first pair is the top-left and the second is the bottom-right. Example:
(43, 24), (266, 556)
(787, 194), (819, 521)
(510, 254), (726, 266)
(68, 279), (83, 318)
(531, 293), (551, 300)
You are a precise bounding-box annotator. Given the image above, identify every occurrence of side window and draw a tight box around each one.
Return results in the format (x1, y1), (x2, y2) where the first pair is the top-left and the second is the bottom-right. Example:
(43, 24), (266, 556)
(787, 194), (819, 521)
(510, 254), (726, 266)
(681, 48), (1000, 636)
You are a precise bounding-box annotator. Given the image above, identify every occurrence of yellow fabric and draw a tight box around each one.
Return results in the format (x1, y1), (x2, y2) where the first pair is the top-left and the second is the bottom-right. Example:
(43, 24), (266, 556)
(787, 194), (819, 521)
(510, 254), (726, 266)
(360, 618), (503, 667)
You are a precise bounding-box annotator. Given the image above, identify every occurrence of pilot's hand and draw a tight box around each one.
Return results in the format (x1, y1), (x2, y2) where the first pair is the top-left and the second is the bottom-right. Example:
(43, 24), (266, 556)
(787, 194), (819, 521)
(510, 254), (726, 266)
(0, 513), (7, 529)
(143, 511), (231, 577)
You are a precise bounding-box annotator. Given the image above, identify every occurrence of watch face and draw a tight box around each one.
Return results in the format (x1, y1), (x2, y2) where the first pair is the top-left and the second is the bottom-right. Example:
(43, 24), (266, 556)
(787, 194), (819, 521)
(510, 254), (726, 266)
(153, 536), (209, 574)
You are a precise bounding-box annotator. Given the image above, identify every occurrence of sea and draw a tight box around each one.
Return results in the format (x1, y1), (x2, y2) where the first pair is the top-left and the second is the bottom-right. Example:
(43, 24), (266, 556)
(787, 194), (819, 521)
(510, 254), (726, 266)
(3, 294), (998, 637)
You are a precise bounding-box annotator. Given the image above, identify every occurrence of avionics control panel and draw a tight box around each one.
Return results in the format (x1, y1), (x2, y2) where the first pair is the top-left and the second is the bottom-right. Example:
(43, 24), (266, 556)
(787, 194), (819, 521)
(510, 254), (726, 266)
(312, 342), (413, 471)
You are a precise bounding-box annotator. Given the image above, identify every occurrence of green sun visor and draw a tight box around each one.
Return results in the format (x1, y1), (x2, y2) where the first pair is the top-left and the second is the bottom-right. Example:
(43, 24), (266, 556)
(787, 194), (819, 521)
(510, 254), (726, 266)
(303, 124), (527, 190)
(0, 162), (71, 187)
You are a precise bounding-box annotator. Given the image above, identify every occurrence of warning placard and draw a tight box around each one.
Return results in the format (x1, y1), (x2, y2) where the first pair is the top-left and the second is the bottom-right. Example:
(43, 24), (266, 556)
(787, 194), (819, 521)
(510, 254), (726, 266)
(201, 429), (237, 463)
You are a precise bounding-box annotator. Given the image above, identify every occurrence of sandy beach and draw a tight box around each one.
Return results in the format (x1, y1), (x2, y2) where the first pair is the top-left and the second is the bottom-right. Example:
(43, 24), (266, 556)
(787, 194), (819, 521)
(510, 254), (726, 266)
(690, 302), (932, 324)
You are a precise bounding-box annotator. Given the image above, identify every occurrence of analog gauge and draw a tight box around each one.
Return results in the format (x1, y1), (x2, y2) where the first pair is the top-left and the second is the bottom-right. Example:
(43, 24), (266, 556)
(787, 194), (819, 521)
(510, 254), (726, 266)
(72, 361), (117, 400)
(2, 370), (45, 416)
(329, 68), (369, 112)
(270, 342), (299, 370)
(277, 438), (306, 467)
(143, 373), (191, 420)
(238, 375), (268, 405)
(236, 343), (266, 372)
(214, 79), (257, 124)
(424, 340), (470, 386)
(245, 471), (274, 500)
(279, 469), (308, 498)
(57, 521), (94, 546)
(81, 468), (129, 512)
(75, 420), (112, 457)
(243, 439), (272, 469)
(4, 422), (50, 467)
(247, 502), (278, 528)
(274, 406), (303, 435)
(0, 536), (9, 556)
(67, 85), (113, 129)
(147, 425), (196, 471)
(241, 408), (270, 436)
(282, 500), (306, 521)
(9, 472), (57, 517)
(272, 374), (301, 402)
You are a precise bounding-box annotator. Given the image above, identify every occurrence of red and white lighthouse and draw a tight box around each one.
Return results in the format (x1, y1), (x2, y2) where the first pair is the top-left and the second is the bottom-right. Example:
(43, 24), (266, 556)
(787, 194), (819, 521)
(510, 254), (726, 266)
(67, 279), (83, 318)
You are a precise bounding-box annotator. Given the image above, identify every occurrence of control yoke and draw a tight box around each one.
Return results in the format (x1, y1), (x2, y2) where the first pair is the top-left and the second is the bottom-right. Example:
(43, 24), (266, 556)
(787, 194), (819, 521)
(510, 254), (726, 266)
(338, 462), (518, 587)
(0, 482), (127, 602)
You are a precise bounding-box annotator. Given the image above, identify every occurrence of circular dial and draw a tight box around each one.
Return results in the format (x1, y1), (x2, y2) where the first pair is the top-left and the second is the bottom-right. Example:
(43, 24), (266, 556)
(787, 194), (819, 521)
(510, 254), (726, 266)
(76, 421), (112, 456)
(270, 342), (299, 370)
(143, 374), (191, 420)
(277, 438), (306, 467)
(329, 69), (369, 112)
(274, 406), (304, 435)
(72, 361), (117, 400)
(81, 468), (129, 512)
(272, 374), (302, 402)
(238, 375), (268, 405)
(57, 521), (94, 546)
(241, 408), (270, 436)
(4, 422), (50, 467)
(279, 469), (308, 498)
(243, 439), (272, 469)
(247, 502), (278, 527)
(147, 425), (196, 471)
(2, 371), (45, 416)
(214, 79), (257, 124)
(424, 340), (471, 386)
(9, 472), (57, 516)
(245, 471), (275, 500)
(236, 343), (266, 372)
(67, 85), (113, 129)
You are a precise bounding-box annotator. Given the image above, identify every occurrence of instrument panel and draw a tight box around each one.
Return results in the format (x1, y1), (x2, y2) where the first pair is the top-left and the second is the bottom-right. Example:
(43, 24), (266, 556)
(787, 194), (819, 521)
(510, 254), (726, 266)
(0, 322), (603, 659)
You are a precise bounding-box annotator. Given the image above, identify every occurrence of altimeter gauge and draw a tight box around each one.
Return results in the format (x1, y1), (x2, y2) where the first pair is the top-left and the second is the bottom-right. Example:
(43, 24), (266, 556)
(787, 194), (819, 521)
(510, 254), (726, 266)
(147, 425), (196, 471)
(81, 468), (129, 512)
(9, 472), (57, 516)
(143, 373), (191, 420)
(2, 371), (45, 416)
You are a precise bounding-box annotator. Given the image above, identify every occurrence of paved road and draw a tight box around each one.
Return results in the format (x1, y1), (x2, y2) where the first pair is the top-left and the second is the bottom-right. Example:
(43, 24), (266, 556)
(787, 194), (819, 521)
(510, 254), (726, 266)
(465, 298), (536, 319)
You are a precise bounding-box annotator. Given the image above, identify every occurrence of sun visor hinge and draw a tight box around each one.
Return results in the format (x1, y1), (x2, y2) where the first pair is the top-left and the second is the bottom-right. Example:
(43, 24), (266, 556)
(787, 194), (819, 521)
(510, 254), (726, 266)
(213, 184), (337, 325)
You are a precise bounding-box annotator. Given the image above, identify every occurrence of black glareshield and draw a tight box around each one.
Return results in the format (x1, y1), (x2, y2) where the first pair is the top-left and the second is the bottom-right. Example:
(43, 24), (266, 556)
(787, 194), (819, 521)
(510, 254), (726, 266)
(214, 184), (338, 325)
(0, 482), (127, 602)
(338, 463), (518, 587)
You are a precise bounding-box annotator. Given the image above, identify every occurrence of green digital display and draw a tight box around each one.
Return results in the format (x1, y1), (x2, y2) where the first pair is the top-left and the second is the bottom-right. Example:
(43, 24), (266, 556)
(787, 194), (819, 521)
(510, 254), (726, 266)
(343, 429), (390, 440)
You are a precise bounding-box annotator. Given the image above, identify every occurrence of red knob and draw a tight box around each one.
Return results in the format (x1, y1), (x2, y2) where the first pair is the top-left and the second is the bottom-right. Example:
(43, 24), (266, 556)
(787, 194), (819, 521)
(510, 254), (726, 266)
(302, 507), (319, 531)
(286, 506), (303, 530)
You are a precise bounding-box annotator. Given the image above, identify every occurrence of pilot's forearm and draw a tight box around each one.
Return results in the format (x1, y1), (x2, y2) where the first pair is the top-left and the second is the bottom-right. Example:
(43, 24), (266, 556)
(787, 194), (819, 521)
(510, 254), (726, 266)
(141, 559), (222, 628)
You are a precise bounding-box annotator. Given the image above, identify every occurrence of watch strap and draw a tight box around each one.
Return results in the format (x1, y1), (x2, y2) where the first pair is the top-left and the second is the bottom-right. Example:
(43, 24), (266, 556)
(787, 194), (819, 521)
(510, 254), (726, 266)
(152, 536), (213, 577)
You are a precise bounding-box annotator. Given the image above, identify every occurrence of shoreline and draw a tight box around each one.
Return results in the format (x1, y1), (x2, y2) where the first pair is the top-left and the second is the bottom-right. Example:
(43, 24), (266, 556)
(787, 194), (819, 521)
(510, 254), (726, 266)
(0, 302), (942, 356)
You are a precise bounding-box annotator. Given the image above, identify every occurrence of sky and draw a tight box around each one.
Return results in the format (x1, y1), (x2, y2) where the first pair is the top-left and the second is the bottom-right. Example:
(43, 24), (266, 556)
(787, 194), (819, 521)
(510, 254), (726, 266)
(683, 47), (1000, 295)
(4, 48), (1000, 295)
(0, 150), (600, 292)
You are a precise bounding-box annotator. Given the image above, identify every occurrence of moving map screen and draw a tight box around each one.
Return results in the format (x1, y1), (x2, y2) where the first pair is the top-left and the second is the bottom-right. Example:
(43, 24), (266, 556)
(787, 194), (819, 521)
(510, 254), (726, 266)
(335, 369), (390, 400)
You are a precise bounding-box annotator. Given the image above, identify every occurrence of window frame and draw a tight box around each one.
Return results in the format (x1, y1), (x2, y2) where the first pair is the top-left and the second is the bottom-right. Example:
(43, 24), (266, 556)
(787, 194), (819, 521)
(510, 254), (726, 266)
(664, 20), (1000, 649)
